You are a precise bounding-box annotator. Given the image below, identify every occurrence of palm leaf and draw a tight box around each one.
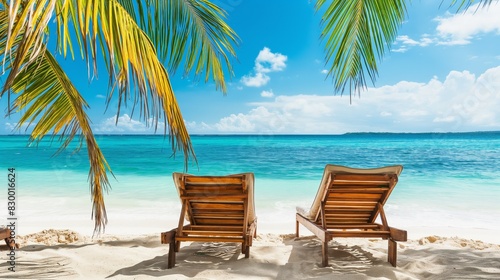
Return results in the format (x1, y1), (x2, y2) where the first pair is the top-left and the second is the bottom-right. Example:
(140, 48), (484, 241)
(134, 0), (239, 92)
(7, 48), (112, 235)
(55, 0), (195, 163)
(316, 0), (407, 98)
(1, 1), (112, 234)
(1, 0), (56, 91)
(447, 0), (496, 11)
(317, 0), (495, 96)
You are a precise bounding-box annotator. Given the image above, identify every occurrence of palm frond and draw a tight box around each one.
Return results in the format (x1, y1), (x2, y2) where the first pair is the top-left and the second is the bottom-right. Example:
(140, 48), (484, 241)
(55, 0), (195, 162)
(8, 48), (112, 235)
(1, 5), (110, 234)
(447, 0), (496, 11)
(316, 0), (407, 97)
(136, 0), (239, 92)
(1, 0), (56, 90)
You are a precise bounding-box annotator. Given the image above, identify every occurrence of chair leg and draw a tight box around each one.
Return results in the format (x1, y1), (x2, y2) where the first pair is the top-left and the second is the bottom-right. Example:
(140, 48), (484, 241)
(296, 220), (299, 237)
(241, 242), (247, 255)
(321, 240), (329, 267)
(388, 238), (397, 267)
(245, 245), (250, 258)
(167, 239), (176, 269)
(161, 230), (177, 269)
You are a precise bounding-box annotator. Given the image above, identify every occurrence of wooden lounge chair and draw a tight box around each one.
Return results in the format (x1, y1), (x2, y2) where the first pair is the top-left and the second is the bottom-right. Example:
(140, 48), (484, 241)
(161, 173), (257, 269)
(295, 164), (407, 267)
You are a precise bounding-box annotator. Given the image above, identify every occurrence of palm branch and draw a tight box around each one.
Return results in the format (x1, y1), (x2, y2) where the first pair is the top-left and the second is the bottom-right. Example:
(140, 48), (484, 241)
(317, 0), (496, 97)
(1, 0), (238, 234)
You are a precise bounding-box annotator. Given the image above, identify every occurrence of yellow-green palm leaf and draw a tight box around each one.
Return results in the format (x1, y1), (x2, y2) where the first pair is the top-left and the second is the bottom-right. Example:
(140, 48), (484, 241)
(317, 0), (496, 97)
(1, 0), (238, 234)
(11, 49), (112, 234)
(120, 0), (239, 92)
(316, 0), (407, 97)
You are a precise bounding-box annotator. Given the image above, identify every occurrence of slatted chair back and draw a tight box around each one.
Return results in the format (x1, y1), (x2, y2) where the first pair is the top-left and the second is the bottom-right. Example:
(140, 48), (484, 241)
(162, 173), (257, 268)
(316, 172), (398, 228)
(177, 175), (251, 235)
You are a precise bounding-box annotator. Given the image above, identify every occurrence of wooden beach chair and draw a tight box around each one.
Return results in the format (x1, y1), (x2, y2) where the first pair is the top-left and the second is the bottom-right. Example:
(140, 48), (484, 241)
(295, 164), (407, 267)
(161, 173), (257, 269)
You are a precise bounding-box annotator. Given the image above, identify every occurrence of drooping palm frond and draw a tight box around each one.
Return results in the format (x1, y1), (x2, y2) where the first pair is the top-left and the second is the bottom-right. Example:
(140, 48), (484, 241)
(134, 0), (239, 92)
(316, 0), (407, 98)
(1, 0), (199, 234)
(54, 0), (196, 163)
(447, 0), (496, 11)
(1, 1), (112, 234)
(317, 0), (496, 97)
(12, 50), (112, 235)
(0, 14), (112, 234)
(1, 0), (56, 90)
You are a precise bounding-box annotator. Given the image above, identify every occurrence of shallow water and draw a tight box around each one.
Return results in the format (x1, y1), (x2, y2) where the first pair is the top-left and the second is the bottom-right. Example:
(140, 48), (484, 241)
(1, 133), (499, 241)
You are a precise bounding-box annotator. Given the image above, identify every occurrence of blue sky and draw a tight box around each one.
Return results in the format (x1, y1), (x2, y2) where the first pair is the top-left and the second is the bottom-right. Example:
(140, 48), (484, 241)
(2, 0), (500, 135)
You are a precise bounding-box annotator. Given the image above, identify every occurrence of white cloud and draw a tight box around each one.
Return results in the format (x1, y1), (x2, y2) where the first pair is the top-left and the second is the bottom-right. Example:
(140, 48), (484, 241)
(241, 72), (270, 87)
(254, 47), (287, 73)
(393, 35), (434, 52)
(321, 69), (328, 74)
(4, 122), (32, 133)
(215, 107), (287, 133)
(435, 3), (500, 45)
(241, 47), (288, 87)
(397, 35), (426, 46)
(189, 66), (500, 134)
(96, 94), (106, 99)
(95, 114), (165, 133)
(393, 4), (500, 51)
(261, 90), (274, 98)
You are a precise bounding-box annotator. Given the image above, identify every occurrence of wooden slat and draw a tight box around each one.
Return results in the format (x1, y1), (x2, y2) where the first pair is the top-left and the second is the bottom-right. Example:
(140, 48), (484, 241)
(324, 208), (373, 214)
(324, 213), (371, 218)
(191, 211), (244, 216)
(184, 176), (243, 184)
(188, 225), (244, 230)
(184, 191), (244, 196)
(175, 236), (244, 243)
(192, 213), (244, 219)
(329, 230), (391, 238)
(325, 201), (377, 206)
(191, 202), (245, 210)
(332, 183), (390, 189)
(195, 218), (243, 225)
(328, 193), (382, 199)
(181, 230), (243, 236)
(181, 194), (247, 200)
(184, 185), (244, 192)
(325, 223), (382, 229)
(331, 187), (388, 192)
(325, 219), (369, 224)
(333, 174), (390, 181)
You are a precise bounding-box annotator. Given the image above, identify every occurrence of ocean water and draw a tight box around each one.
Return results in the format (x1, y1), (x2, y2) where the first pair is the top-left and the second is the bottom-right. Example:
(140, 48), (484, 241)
(1, 133), (500, 242)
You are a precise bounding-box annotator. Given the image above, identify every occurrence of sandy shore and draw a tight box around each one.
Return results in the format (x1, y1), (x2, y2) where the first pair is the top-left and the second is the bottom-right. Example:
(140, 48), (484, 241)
(1, 229), (500, 279)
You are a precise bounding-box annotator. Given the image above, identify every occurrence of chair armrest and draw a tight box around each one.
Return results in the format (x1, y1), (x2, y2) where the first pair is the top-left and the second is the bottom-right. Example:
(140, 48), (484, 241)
(389, 227), (407, 241)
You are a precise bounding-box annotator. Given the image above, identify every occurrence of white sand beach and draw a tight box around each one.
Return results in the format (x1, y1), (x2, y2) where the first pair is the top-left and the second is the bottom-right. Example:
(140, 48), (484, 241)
(2, 228), (500, 279)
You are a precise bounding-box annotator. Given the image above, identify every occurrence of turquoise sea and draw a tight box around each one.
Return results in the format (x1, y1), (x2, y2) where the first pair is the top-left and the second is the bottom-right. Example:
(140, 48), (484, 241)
(1, 133), (500, 242)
